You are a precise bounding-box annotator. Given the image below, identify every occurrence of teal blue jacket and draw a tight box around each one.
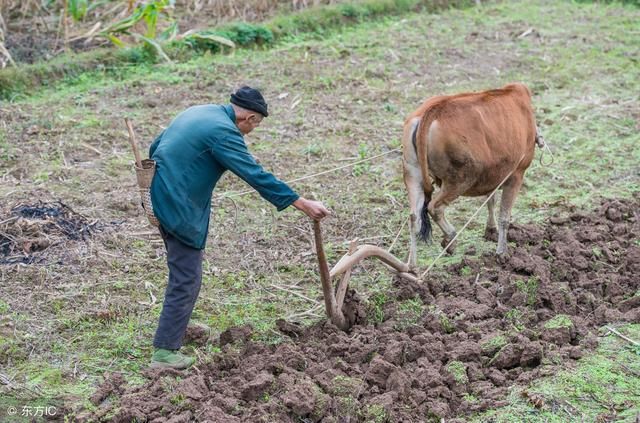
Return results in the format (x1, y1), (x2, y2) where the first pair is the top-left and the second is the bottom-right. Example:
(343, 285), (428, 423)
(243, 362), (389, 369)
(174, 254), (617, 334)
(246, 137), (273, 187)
(149, 104), (299, 249)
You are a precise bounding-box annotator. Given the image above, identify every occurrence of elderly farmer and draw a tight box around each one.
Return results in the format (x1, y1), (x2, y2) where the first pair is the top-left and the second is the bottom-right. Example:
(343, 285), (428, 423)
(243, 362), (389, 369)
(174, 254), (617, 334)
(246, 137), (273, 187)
(148, 86), (330, 369)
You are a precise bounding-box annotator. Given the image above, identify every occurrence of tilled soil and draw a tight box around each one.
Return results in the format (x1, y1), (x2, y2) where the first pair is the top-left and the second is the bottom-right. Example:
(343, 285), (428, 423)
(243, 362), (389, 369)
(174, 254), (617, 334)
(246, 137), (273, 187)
(87, 198), (639, 422)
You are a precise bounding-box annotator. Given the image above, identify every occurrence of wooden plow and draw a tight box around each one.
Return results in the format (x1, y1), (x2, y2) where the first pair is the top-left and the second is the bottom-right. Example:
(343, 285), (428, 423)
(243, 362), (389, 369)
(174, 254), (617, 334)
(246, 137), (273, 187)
(313, 220), (419, 331)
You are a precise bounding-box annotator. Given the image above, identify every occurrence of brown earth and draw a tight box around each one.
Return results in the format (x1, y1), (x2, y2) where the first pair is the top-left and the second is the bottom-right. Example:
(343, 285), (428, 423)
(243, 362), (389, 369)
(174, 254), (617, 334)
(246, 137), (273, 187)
(85, 197), (638, 422)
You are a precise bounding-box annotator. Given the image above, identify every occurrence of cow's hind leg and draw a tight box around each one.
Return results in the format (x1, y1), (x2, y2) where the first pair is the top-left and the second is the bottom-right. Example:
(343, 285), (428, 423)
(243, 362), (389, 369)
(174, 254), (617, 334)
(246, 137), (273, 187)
(496, 174), (524, 255)
(428, 183), (462, 254)
(484, 194), (498, 241)
(403, 158), (425, 269)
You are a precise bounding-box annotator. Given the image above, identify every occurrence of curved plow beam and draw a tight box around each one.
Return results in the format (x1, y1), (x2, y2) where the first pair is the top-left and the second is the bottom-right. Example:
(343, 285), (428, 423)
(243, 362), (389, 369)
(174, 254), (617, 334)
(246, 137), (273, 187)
(330, 245), (412, 279)
(312, 220), (421, 332)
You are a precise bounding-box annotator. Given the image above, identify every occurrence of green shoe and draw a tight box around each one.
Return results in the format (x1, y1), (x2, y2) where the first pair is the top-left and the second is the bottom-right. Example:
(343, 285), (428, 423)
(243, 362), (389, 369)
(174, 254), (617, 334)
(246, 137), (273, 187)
(150, 348), (195, 369)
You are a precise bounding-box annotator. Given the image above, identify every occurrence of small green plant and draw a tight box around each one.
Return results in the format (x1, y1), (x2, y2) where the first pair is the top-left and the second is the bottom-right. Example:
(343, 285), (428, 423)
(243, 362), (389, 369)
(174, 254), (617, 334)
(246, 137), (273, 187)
(544, 314), (573, 330)
(439, 312), (456, 334)
(446, 361), (468, 384)
(480, 334), (507, 355)
(353, 143), (371, 176)
(591, 246), (602, 259)
(331, 375), (363, 396)
(505, 308), (525, 331)
(360, 403), (388, 422)
(514, 277), (539, 307)
(67, 0), (89, 22)
(383, 102), (397, 113)
(367, 292), (387, 324)
(0, 129), (14, 161)
(395, 298), (424, 329)
(302, 143), (322, 157)
(335, 395), (358, 419)
(0, 299), (9, 314)
(463, 393), (479, 403)
(169, 393), (186, 406)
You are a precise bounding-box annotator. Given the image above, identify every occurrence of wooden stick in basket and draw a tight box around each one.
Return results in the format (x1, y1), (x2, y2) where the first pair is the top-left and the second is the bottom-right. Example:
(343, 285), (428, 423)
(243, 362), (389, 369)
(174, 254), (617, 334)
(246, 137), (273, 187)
(124, 117), (143, 168)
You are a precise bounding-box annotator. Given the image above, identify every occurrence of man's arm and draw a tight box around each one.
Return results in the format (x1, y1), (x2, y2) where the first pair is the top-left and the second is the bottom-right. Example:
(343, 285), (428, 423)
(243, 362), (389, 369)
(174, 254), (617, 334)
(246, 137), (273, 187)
(211, 135), (329, 219)
(211, 135), (299, 210)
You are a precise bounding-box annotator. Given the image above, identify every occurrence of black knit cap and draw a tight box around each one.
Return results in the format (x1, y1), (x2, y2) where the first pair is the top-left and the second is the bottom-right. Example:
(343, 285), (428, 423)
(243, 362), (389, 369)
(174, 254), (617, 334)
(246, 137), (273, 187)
(230, 86), (269, 117)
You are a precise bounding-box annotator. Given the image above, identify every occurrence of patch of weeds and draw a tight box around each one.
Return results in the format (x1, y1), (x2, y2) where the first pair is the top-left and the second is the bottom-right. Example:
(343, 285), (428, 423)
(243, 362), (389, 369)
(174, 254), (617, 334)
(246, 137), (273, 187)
(301, 143), (322, 157)
(445, 360), (468, 384)
(463, 393), (479, 403)
(366, 292), (388, 324)
(353, 143), (371, 176)
(460, 265), (473, 276)
(426, 304), (456, 333)
(202, 290), (284, 338)
(170, 393), (186, 406)
(544, 314), (573, 330)
(439, 312), (456, 334)
(0, 336), (28, 363)
(360, 403), (388, 423)
(331, 375), (363, 396)
(394, 298), (424, 329)
(480, 334), (508, 355)
(0, 299), (9, 314)
(505, 308), (525, 331)
(313, 385), (329, 416)
(0, 128), (17, 163)
(335, 395), (358, 419)
(514, 276), (539, 307)
(383, 102), (398, 113)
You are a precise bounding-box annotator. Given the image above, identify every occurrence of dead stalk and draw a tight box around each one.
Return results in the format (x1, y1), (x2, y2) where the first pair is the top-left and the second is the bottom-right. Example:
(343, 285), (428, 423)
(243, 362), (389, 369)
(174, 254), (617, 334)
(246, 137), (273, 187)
(606, 326), (640, 346)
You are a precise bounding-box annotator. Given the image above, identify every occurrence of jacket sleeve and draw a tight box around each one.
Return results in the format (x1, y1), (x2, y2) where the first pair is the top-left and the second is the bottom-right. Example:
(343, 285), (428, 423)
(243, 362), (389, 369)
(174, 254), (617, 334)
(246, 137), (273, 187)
(211, 133), (299, 211)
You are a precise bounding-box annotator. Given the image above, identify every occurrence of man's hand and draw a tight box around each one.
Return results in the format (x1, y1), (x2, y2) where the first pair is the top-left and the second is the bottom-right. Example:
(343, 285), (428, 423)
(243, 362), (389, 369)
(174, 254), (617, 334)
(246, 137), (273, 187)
(293, 197), (331, 221)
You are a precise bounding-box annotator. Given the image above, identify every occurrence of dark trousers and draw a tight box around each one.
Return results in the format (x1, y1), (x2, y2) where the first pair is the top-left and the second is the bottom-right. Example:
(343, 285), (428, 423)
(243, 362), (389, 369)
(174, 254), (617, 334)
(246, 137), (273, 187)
(153, 227), (204, 350)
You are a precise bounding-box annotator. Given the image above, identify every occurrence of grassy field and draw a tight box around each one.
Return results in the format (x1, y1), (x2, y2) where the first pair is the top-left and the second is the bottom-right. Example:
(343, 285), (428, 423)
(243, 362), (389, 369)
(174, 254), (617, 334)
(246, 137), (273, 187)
(0, 0), (639, 421)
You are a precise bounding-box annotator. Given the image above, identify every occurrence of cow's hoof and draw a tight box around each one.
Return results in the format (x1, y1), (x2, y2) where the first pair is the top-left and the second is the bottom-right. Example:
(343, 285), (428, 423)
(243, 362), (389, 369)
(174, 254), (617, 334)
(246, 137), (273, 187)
(484, 227), (498, 242)
(441, 238), (457, 255)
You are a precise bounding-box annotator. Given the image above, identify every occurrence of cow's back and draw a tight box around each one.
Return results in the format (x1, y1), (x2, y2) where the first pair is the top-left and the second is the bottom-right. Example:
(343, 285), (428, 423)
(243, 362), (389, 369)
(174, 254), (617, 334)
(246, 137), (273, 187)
(423, 83), (536, 196)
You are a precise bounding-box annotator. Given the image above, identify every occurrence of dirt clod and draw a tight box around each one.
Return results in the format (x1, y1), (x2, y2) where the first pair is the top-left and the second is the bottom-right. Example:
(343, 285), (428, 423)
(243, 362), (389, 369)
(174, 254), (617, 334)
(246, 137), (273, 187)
(218, 325), (253, 346)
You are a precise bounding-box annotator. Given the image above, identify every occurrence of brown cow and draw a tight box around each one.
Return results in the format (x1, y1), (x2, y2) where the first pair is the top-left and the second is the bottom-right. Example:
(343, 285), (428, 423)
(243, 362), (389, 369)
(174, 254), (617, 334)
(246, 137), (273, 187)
(402, 82), (540, 264)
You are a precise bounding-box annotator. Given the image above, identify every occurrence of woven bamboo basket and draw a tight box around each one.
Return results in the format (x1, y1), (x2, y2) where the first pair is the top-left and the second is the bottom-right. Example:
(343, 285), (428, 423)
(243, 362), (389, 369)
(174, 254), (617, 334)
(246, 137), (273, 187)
(134, 159), (160, 227)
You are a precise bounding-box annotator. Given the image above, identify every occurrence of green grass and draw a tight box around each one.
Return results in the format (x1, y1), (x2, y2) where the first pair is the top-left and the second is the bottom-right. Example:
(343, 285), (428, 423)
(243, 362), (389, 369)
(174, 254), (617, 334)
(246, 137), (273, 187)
(446, 360), (469, 385)
(544, 314), (574, 330)
(481, 334), (508, 355)
(514, 277), (540, 307)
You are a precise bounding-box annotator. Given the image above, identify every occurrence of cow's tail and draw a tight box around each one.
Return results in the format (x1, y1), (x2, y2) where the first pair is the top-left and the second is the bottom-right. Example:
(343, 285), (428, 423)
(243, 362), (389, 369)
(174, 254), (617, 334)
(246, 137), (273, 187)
(414, 108), (439, 243)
